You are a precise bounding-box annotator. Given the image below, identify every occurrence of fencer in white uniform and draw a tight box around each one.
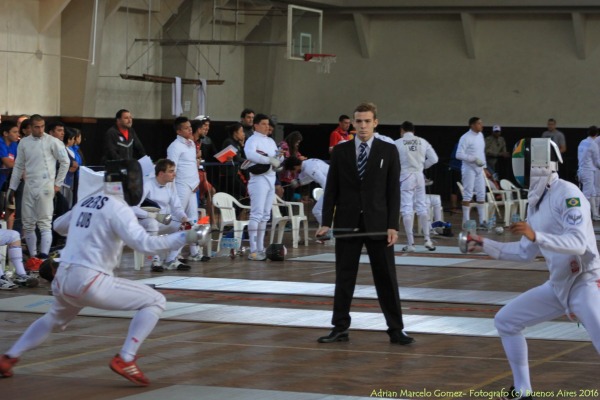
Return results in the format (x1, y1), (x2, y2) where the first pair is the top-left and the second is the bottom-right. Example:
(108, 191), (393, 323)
(167, 117), (202, 268)
(133, 159), (190, 271)
(0, 229), (39, 290)
(594, 134), (600, 217)
(0, 160), (206, 386)
(243, 113), (282, 260)
(577, 126), (600, 220)
(283, 157), (329, 225)
(456, 117), (487, 226)
(463, 139), (600, 400)
(8, 115), (70, 258)
(394, 121), (438, 252)
(374, 132), (395, 144)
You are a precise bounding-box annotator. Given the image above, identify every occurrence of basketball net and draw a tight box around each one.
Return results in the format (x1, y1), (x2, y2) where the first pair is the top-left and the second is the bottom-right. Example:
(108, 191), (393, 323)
(304, 53), (337, 74)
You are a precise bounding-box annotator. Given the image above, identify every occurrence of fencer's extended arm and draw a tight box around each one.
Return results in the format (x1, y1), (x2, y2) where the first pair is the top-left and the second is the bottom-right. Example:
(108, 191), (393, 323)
(53, 210), (74, 236)
(111, 204), (189, 254)
(483, 237), (541, 261)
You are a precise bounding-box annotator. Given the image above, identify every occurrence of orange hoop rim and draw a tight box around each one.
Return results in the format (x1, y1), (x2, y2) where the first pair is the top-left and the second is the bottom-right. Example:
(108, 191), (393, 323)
(303, 53), (336, 62)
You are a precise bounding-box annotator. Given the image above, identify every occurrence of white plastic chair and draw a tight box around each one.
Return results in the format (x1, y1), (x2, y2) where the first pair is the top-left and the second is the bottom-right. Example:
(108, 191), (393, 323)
(213, 192), (251, 252)
(270, 197), (291, 244)
(500, 179), (528, 221)
(485, 177), (518, 226)
(275, 195), (308, 248)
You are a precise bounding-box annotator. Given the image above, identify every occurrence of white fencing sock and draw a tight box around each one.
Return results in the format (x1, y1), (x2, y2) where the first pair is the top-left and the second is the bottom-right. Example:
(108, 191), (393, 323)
(402, 214), (414, 246)
(120, 306), (161, 362)
(475, 204), (486, 224)
(40, 230), (52, 255)
(501, 335), (532, 397)
(418, 214), (431, 242)
(461, 206), (470, 224)
(248, 219), (259, 253)
(24, 231), (37, 257)
(8, 247), (27, 276)
(257, 221), (268, 252)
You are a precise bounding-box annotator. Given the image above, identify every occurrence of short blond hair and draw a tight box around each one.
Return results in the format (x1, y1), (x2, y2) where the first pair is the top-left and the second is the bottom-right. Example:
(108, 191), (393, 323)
(354, 102), (377, 119)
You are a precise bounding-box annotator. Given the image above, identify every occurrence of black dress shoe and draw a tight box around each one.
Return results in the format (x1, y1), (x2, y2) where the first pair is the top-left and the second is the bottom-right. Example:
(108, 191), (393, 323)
(317, 330), (349, 343)
(389, 331), (415, 345)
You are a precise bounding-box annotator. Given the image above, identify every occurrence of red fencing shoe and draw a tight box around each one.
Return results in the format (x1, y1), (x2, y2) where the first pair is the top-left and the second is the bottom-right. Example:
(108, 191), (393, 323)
(109, 354), (150, 386)
(0, 355), (19, 377)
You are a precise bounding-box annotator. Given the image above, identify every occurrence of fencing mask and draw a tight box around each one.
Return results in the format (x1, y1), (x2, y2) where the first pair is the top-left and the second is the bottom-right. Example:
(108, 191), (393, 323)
(104, 160), (144, 206)
(512, 138), (562, 208)
(265, 243), (287, 261)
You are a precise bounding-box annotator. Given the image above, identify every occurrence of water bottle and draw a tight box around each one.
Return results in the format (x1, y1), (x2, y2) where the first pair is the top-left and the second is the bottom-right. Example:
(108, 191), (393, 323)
(488, 215), (496, 232)
(511, 213), (520, 225)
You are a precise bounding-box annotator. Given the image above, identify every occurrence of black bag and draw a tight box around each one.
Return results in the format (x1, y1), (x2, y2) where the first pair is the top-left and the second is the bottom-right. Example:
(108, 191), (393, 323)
(247, 163), (271, 175)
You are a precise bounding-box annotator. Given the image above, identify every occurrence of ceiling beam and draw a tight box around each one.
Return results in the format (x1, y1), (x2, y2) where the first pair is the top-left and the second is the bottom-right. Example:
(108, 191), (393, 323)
(39, 0), (72, 33)
(461, 12), (476, 59)
(572, 12), (587, 60)
(352, 13), (371, 58)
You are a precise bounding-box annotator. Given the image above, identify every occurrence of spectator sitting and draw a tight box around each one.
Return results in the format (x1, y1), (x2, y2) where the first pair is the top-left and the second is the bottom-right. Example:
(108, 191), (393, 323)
(132, 159), (202, 272)
(279, 131), (306, 201)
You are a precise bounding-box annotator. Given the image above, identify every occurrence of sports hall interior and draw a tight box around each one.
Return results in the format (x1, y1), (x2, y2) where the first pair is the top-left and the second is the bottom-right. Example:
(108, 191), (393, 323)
(1, 1), (600, 399)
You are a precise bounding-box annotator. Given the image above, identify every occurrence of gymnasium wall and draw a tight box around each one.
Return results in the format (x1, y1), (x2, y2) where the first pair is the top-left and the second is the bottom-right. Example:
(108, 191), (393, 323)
(246, 13), (600, 127)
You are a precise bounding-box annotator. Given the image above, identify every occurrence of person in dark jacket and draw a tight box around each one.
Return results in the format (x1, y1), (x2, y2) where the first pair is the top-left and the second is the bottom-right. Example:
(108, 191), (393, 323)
(103, 109), (146, 162)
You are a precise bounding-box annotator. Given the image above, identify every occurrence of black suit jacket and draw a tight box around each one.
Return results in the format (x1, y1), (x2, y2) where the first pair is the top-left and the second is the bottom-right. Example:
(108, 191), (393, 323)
(322, 138), (400, 237)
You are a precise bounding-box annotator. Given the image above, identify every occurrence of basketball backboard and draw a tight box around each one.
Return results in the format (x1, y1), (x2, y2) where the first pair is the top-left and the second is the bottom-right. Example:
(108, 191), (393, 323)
(286, 5), (323, 61)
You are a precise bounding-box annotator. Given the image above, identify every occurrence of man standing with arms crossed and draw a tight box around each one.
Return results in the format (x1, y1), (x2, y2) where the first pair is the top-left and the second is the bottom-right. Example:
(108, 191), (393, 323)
(8, 114), (70, 259)
(103, 109), (147, 162)
(456, 117), (487, 228)
(316, 102), (413, 345)
(395, 121), (438, 252)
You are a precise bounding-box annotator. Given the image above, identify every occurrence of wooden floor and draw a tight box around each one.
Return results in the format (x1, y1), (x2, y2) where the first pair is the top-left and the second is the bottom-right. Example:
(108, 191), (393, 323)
(1, 210), (598, 400)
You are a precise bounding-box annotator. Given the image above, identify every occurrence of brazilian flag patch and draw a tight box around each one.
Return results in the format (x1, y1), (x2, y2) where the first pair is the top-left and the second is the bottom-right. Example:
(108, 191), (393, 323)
(566, 198), (581, 208)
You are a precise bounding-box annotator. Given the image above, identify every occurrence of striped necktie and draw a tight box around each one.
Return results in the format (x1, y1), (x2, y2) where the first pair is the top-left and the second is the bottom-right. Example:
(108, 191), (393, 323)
(357, 142), (368, 179)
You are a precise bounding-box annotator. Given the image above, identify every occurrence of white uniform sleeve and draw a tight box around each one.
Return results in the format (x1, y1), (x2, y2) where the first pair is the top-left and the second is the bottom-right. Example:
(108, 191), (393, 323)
(53, 140), (71, 187)
(110, 204), (187, 254)
(53, 210), (73, 236)
(483, 237), (541, 261)
(244, 136), (271, 164)
(535, 206), (588, 256)
(169, 187), (188, 221)
(131, 183), (152, 218)
(9, 144), (25, 191)
(456, 136), (476, 163)
(423, 141), (439, 170)
(167, 142), (183, 172)
(591, 142), (600, 170)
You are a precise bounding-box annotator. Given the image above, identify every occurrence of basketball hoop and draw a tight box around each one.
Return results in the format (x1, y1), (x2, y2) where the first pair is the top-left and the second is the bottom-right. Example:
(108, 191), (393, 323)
(303, 53), (336, 74)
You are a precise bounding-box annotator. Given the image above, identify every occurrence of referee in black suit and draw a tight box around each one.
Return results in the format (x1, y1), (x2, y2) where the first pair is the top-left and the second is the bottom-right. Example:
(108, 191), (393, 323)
(316, 102), (414, 345)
